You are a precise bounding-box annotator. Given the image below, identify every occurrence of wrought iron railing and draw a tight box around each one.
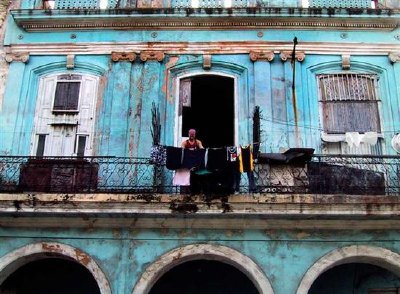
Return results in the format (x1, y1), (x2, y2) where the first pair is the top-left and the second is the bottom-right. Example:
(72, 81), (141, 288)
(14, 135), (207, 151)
(41, 0), (384, 9)
(0, 155), (399, 195)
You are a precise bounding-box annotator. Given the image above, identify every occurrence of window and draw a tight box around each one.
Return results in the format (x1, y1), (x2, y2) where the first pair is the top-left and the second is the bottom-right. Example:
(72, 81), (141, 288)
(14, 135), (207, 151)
(32, 73), (99, 157)
(53, 74), (81, 112)
(318, 73), (381, 134)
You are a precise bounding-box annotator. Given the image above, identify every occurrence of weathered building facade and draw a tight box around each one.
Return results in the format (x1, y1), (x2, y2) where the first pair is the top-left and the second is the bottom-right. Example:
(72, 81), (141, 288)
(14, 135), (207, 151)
(0, 0), (400, 293)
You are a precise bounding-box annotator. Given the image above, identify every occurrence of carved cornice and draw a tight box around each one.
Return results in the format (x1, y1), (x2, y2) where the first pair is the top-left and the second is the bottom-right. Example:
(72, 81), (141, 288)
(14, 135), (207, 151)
(111, 51), (137, 62)
(15, 19), (399, 31)
(139, 51), (165, 62)
(5, 52), (29, 63)
(249, 51), (275, 62)
(11, 9), (399, 32)
(389, 52), (400, 63)
(280, 51), (305, 62)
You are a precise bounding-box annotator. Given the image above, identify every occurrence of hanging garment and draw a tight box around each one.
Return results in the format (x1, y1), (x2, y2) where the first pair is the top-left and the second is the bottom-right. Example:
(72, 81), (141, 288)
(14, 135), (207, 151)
(345, 132), (362, 148)
(173, 168), (191, 186)
(150, 145), (166, 166)
(166, 146), (183, 170)
(239, 145), (254, 173)
(207, 148), (227, 171)
(227, 146), (238, 162)
(182, 149), (206, 170)
(362, 132), (378, 146)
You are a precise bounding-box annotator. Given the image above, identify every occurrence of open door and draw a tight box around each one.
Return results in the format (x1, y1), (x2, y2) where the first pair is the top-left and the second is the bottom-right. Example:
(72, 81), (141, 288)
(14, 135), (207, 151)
(179, 75), (234, 148)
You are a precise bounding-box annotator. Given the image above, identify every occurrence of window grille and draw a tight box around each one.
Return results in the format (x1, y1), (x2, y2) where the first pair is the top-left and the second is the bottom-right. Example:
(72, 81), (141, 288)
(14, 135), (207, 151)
(318, 73), (381, 134)
(309, 0), (372, 8)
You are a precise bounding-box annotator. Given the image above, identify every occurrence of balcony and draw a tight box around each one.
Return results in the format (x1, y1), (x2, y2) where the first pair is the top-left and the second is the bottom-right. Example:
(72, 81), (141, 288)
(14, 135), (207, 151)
(0, 155), (398, 196)
(40, 0), (393, 9)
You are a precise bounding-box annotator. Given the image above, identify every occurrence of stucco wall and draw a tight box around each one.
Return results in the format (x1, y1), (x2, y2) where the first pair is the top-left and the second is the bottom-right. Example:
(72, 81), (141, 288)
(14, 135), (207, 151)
(1, 228), (400, 294)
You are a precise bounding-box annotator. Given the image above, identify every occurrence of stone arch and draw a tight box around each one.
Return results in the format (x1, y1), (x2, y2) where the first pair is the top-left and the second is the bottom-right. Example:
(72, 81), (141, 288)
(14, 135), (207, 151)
(132, 243), (274, 294)
(296, 245), (400, 294)
(0, 242), (111, 294)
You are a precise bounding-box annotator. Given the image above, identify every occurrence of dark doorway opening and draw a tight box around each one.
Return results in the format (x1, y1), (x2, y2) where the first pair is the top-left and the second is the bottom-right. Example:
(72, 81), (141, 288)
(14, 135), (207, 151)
(309, 263), (400, 294)
(182, 75), (234, 148)
(0, 258), (101, 294)
(149, 260), (259, 294)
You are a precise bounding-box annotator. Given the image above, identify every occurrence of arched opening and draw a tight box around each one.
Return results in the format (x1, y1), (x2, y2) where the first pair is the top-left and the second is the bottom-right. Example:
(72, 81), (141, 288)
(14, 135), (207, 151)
(309, 263), (400, 294)
(180, 75), (235, 148)
(297, 245), (400, 294)
(0, 258), (100, 294)
(132, 244), (274, 294)
(149, 260), (259, 294)
(0, 243), (111, 294)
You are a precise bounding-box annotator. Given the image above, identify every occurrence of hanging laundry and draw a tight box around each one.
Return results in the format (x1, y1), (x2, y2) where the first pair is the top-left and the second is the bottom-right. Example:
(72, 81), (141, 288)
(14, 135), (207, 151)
(150, 145), (166, 166)
(207, 148), (227, 171)
(239, 145), (254, 173)
(227, 146), (238, 162)
(362, 132), (378, 146)
(173, 168), (191, 186)
(345, 132), (362, 148)
(182, 148), (206, 170)
(166, 146), (183, 170)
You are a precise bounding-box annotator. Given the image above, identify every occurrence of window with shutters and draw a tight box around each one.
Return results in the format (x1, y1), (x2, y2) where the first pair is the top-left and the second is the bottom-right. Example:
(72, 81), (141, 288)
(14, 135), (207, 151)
(53, 74), (81, 112)
(32, 73), (99, 157)
(318, 73), (381, 134)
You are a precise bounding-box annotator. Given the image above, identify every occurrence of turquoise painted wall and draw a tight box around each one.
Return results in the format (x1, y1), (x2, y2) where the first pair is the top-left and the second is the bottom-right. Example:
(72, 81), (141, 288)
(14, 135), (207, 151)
(1, 50), (400, 156)
(1, 228), (400, 293)
(1, 3), (400, 156)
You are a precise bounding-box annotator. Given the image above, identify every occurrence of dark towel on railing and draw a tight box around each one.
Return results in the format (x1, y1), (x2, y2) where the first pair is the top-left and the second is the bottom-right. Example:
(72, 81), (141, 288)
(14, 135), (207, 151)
(207, 148), (227, 171)
(182, 149), (206, 170)
(166, 146), (183, 170)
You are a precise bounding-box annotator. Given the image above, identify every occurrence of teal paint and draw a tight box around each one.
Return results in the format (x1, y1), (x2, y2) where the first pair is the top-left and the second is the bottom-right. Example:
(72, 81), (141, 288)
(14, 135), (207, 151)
(1, 62), (26, 155)
(108, 62), (132, 156)
(2, 228), (400, 293)
(253, 59), (273, 152)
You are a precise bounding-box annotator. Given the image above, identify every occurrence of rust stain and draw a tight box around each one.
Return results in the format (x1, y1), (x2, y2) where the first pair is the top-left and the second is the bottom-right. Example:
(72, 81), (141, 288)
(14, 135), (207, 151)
(162, 56), (179, 96)
(74, 248), (91, 266)
(42, 243), (62, 253)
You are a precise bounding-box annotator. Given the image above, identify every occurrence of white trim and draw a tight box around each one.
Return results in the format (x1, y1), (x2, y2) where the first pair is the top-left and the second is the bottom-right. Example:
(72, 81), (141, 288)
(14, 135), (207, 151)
(296, 245), (400, 294)
(0, 242), (111, 294)
(8, 42), (400, 56)
(132, 243), (274, 294)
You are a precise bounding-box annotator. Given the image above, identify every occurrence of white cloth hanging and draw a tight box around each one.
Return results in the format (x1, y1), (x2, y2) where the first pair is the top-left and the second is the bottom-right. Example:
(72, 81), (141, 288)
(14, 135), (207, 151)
(345, 132), (362, 148)
(362, 132), (378, 146)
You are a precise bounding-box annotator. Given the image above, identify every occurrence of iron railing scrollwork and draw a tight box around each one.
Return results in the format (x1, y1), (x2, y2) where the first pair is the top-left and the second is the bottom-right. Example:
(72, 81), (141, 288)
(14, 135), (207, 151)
(0, 155), (399, 195)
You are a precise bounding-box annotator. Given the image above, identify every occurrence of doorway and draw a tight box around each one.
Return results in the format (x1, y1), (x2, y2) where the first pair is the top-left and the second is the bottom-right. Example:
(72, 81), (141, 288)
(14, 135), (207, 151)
(0, 258), (100, 294)
(149, 260), (259, 294)
(180, 75), (235, 148)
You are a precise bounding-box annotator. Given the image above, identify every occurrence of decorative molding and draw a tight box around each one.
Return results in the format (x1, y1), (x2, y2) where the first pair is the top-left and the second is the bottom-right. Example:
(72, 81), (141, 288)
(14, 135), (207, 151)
(280, 51), (305, 62)
(249, 51), (275, 62)
(12, 16), (398, 32)
(111, 51), (136, 62)
(5, 52), (29, 63)
(342, 54), (351, 70)
(139, 51), (165, 62)
(66, 54), (75, 69)
(203, 54), (211, 69)
(388, 52), (400, 63)
(6, 42), (400, 57)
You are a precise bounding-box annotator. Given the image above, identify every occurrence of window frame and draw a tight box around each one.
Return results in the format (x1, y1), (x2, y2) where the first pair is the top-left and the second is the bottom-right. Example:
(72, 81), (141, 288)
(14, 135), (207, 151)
(317, 72), (382, 136)
(52, 74), (82, 113)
